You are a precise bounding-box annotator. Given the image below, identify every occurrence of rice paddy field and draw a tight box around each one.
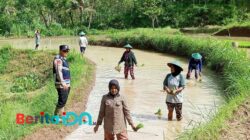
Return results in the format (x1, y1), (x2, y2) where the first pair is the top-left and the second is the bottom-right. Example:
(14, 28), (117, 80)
(88, 28), (250, 139)
(0, 27), (249, 139)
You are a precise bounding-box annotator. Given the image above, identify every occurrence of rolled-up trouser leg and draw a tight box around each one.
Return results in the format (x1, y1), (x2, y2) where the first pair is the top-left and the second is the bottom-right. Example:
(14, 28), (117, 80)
(129, 66), (135, 79)
(166, 102), (174, 120)
(124, 66), (129, 79)
(175, 103), (183, 121)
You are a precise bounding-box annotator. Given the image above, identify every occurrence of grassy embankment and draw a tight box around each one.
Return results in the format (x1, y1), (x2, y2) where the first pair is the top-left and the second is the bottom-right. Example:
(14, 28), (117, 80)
(0, 46), (94, 140)
(213, 21), (250, 48)
(223, 40), (250, 48)
(89, 28), (250, 139)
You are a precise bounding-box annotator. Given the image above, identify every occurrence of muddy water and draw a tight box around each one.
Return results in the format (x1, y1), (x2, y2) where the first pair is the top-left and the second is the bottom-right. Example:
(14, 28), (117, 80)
(0, 38), (224, 140)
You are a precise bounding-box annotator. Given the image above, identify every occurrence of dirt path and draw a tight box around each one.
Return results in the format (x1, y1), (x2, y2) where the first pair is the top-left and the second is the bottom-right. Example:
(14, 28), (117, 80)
(220, 98), (250, 140)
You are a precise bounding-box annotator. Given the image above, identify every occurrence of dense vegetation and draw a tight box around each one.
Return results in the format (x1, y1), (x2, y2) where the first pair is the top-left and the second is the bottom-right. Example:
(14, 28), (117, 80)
(0, 0), (250, 36)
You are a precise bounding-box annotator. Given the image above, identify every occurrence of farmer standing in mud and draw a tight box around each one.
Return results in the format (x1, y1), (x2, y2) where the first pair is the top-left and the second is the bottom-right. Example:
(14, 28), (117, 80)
(118, 44), (137, 80)
(94, 79), (137, 140)
(163, 61), (185, 121)
(186, 53), (202, 80)
(53, 45), (71, 120)
(79, 31), (88, 55)
(34, 29), (40, 50)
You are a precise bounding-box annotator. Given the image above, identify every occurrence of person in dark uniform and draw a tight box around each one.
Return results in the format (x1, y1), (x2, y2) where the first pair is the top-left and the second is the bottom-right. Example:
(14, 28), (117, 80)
(53, 45), (71, 120)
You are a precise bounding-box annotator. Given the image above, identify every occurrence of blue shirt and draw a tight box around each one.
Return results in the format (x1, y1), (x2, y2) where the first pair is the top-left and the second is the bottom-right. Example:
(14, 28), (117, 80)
(188, 58), (202, 72)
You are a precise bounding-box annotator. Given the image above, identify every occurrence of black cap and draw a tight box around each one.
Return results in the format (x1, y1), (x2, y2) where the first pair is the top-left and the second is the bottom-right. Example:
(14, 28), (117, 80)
(59, 45), (70, 51)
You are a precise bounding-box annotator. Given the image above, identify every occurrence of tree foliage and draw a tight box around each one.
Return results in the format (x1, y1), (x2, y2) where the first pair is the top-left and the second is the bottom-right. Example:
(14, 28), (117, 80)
(0, 0), (249, 36)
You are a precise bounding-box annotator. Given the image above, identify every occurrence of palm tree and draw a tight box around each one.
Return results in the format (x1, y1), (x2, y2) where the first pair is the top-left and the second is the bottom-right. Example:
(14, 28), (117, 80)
(76, 0), (85, 24)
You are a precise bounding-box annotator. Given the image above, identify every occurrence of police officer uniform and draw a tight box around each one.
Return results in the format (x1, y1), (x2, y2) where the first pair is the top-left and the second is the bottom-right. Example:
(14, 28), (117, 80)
(53, 45), (71, 116)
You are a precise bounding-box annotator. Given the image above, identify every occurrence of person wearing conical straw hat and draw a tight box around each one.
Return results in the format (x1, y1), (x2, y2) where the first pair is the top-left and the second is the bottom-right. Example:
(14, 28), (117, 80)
(79, 31), (88, 55)
(118, 44), (137, 80)
(163, 61), (185, 121)
(186, 53), (202, 80)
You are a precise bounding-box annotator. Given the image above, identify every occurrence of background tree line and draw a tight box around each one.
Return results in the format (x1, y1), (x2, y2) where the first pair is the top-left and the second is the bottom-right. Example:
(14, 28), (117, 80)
(0, 0), (249, 36)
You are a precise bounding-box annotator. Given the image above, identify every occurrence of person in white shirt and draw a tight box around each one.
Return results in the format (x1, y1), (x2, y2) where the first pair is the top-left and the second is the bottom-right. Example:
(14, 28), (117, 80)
(79, 31), (88, 55)
(163, 61), (185, 121)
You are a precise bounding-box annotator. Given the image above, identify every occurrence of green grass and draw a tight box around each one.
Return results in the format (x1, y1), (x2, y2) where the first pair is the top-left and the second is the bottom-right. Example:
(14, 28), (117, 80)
(0, 46), (13, 74)
(180, 25), (222, 34)
(0, 48), (94, 140)
(89, 28), (250, 139)
(10, 73), (42, 93)
(225, 21), (250, 28)
(223, 40), (250, 48)
(0, 47), (54, 94)
(238, 41), (250, 48)
(89, 27), (181, 36)
(178, 93), (248, 140)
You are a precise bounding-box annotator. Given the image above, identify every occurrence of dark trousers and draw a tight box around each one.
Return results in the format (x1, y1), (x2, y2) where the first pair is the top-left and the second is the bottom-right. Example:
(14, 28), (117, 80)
(56, 87), (70, 108)
(166, 102), (182, 121)
(80, 47), (86, 53)
(35, 44), (39, 49)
